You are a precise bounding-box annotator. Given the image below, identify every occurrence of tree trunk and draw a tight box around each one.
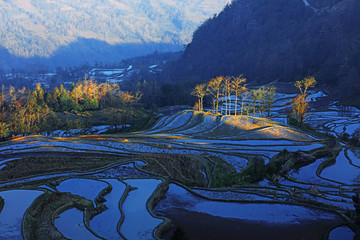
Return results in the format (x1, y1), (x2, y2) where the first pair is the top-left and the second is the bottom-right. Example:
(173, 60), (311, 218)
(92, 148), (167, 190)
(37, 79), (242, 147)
(216, 91), (219, 114)
(225, 96), (228, 115)
(253, 100), (256, 116)
(228, 91), (231, 115)
(234, 93), (238, 116)
(241, 98), (244, 116)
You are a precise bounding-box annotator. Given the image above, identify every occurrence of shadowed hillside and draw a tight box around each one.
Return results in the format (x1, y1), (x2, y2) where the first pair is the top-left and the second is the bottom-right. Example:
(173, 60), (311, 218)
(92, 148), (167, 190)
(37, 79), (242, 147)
(165, 0), (360, 105)
(0, 39), (181, 70)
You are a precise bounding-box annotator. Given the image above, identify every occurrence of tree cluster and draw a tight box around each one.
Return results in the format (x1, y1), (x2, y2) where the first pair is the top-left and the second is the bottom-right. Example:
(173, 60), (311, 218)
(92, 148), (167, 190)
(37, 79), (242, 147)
(191, 75), (276, 117)
(0, 76), (142, 138)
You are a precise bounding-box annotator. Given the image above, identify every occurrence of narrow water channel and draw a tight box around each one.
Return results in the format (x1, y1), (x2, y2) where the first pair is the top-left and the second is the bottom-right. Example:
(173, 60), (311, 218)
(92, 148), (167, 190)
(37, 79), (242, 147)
(90, 179), (126, 239)
(121, 179), (163, 239)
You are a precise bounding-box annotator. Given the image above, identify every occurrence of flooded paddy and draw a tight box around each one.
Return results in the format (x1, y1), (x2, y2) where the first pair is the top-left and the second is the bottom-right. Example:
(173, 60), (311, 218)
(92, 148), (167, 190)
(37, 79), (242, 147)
(56, 178), (109, 205)
(121, 179), (163, 239)
(55, 208), (100, 240)
(321, 149), (360, 184)
(0, 92), (358, 239)
(0, 190), (43, 240)
(328, 226), (355, 240)
(154, 184), (343, 240)
(90, 179), (126, 239)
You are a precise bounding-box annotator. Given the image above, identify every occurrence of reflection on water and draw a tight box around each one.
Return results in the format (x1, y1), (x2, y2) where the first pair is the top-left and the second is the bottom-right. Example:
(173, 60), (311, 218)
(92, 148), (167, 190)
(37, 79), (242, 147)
(90, 179), (126, 239)
(154, 184), (345, 240)
(328, 226), (355, 240)
(0, 190), (43, 240)
(321, 149), (360, 184)
(121, 179), (163, 240)
(55, 208), (100, 240)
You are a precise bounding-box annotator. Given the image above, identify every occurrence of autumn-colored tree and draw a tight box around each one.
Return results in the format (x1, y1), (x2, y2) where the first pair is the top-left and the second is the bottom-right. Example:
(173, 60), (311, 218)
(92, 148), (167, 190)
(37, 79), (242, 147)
(9, 85), (16, 104)
(240, 91), (250, 116)
(191, 84), (208, 111)
(223, 76), (232, 115)
(292, 76), (317, 125)
(71, 82), (82, 104)
(0, 122), (10, 138)
(251, 89), (262, 116)
(207, 76), (223, 114)
(231, 75), (247, 116)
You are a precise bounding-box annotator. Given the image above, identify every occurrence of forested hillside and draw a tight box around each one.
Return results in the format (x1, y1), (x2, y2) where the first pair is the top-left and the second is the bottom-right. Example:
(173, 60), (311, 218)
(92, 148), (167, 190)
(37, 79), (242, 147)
(166, 0), (360, 105)
(0, 0), (230, 69)
(1, 0), (233, 57)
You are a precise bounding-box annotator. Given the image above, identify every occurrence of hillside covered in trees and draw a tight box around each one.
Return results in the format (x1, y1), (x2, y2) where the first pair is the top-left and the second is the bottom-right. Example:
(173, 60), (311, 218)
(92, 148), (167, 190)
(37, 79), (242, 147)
(165, 0), (360, 105)
(0, 0), (230, 70)
(0, 77), (147, 139)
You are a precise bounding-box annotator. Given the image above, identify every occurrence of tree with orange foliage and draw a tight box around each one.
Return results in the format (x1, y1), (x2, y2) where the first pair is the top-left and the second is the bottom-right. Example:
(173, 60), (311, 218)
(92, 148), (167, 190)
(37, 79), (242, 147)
(207, 76), (223, 114)
(231, 75), (247, 116)
(191, 84), (208, 111)
(292, 76), (317, 126)
(223, 76), (232, 115)
(71, 82), (82, 104)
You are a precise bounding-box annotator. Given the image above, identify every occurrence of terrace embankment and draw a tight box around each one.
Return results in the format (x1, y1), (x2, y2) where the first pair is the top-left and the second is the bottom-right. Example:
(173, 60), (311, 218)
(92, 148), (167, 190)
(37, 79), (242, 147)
(0, 156), (124, 183)
(23, 192), (95, 240)
(146, 111), (312, 141)
(135, 153), (235, 187)
(0, 196), (3, 213)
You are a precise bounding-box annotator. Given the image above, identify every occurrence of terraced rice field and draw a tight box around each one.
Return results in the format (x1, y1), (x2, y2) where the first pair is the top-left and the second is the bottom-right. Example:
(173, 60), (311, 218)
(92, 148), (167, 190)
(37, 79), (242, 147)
(0, 91), (359, 239)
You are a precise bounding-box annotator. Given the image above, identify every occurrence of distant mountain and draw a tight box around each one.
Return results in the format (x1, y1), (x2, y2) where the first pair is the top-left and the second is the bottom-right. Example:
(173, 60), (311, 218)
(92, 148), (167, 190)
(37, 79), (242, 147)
(0, 39), (181, 71)
(167, 0), (360, 104)
(0, 0), (230, 70)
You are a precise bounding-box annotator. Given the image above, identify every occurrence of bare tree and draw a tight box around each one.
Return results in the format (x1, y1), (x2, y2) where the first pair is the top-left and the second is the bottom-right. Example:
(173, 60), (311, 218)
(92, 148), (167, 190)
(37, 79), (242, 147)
(191, 84), (208, 111)
(223, 76), (231, 115)
(251, 89), (262, 117)
(231, 75), (247, 116)
(241, 91), (250, 116)
(208, 76), (223, 114)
